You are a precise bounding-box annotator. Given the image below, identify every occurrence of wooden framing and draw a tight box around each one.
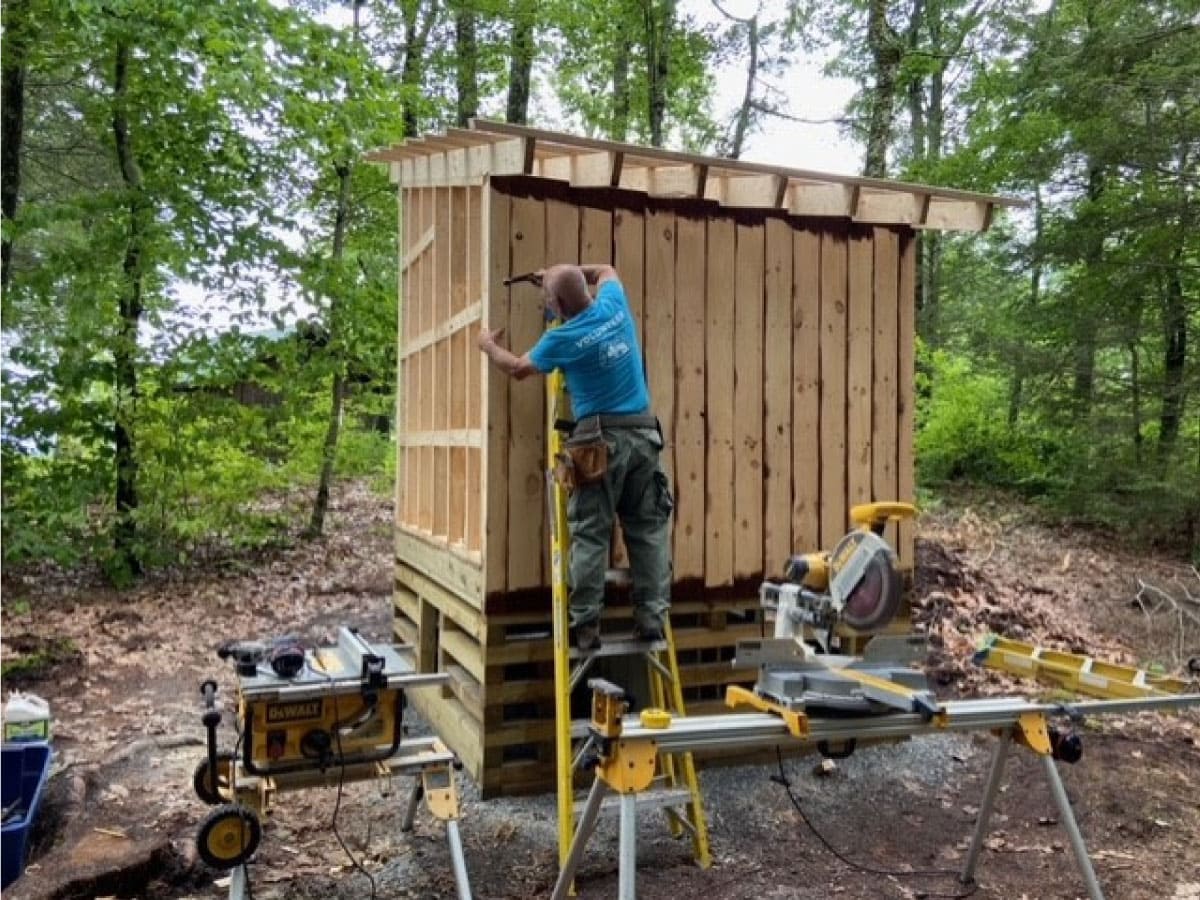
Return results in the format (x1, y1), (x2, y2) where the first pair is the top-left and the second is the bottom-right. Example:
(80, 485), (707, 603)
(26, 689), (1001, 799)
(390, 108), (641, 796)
(373, 124), (1018, 797)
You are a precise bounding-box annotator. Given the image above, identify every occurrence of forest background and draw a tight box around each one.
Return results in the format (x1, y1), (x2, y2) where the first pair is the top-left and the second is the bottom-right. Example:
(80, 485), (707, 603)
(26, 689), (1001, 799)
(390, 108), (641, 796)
(2, 0), (1197, 586)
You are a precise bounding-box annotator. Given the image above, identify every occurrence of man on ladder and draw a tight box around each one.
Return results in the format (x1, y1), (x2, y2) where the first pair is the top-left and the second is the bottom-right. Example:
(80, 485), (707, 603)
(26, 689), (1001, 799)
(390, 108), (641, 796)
(477, 262), (672, 650)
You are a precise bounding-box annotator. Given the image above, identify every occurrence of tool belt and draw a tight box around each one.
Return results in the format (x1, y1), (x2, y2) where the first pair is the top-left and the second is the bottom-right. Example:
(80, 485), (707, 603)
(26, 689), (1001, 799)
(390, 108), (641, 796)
(554, 414), (660, 492)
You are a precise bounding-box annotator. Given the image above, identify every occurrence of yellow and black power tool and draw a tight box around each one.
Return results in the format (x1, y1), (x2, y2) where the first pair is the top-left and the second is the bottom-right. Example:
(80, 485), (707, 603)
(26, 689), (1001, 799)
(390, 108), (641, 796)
(738, 502), (938, 718)
(193, 626), (454, 873)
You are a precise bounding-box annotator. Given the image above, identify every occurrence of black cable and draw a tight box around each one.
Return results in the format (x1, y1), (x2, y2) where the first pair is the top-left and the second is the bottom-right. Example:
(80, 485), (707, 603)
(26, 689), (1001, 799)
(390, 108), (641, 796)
(330, 692), (379, 900)
(773, 747), (979, 900)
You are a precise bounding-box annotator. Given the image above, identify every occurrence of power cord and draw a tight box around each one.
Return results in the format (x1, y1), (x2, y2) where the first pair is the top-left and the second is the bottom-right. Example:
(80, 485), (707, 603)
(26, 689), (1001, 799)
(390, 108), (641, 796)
(773, 747), (978, 900)
(330, 693), (379, 900)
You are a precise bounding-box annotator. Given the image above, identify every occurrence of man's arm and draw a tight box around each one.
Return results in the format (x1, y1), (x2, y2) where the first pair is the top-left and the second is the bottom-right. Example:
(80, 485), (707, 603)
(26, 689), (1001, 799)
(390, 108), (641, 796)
(477, 327), (539, 380)
(579, 264), (619, 287)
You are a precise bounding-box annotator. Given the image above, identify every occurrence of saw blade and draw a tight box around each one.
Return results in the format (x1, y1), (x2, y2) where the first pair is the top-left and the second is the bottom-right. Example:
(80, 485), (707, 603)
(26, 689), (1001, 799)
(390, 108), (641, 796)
(831, 531), (902, 630)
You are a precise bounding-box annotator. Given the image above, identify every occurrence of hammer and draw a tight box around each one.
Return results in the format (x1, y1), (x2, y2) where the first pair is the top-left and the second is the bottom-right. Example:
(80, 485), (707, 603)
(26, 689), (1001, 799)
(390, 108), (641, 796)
(503, 271), (542, 287)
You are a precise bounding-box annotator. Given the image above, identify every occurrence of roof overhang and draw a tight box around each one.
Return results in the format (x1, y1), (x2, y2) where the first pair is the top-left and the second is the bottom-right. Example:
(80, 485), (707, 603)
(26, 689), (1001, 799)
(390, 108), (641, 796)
(366, 120), (1024, 233)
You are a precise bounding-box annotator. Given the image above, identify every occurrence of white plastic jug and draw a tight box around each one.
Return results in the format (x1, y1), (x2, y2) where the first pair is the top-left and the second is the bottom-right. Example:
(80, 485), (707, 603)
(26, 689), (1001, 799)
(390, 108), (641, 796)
(3, 692), (51, 741)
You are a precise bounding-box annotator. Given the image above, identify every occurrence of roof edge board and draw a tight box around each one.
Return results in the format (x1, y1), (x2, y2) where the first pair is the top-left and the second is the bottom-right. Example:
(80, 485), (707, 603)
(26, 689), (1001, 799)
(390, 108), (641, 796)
(467, 118), (1025, 209)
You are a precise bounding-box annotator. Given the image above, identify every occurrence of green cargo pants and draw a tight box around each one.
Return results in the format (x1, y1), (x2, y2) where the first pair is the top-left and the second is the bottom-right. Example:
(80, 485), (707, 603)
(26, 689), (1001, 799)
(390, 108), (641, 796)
(567, 424), (673, 630)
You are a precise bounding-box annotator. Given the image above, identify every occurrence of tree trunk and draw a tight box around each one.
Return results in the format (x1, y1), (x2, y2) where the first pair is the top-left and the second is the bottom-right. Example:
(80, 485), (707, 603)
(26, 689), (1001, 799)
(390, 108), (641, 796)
(307, 2), (363, 538)
(111, 39), (147, 580)
(1, 0), (29, 293)
(727, 14), (759, 159)
(1009, 187), (1043, 427)
(400, 0), (438, 137)
(905, 0), (926, 165)
(506, 0), (535, 125)
(1158, 248), (1187, 458)
(862, 0), (901, 177)
(644, 0), (674, 147)
(306, 163), (355, 537)
(454, 1), (478, 127)
(1130, 338), (1143, 465)
(1072, 164), (1104, 417)
(612, 16), (631, 140)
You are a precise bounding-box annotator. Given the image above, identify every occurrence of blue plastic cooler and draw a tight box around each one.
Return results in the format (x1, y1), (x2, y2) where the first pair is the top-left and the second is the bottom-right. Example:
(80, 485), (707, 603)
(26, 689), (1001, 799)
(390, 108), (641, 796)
(1, 741), (53, 888)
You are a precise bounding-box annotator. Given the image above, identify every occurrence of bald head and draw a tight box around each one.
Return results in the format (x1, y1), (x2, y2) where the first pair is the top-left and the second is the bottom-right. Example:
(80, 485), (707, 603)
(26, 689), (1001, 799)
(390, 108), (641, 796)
(544, 265), (591, 318)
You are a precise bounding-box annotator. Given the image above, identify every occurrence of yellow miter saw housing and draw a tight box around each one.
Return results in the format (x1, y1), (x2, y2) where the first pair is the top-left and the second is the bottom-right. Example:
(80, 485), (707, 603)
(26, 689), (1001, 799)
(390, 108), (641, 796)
(736, 502), (940, 719)
(776, 501), (912, 649)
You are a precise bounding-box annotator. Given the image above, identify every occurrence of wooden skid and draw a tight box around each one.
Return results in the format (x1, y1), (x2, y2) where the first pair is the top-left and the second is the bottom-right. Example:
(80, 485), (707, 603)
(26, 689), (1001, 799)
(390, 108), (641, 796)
(395, 558), (766, 795)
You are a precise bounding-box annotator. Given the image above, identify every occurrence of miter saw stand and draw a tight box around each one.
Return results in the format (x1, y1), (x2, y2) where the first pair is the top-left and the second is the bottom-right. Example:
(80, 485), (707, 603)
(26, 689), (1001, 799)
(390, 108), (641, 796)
(193, 627), (473, 900)
(550, 503), (1200, 900)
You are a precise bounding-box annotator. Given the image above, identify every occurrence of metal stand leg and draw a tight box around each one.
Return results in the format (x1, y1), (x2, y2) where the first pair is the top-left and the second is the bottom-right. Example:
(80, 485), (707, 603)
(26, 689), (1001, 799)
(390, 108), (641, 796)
(1040, 754), (1105, 900)
(551, 777), (609, 900)
(961, 729), (1013, 884)
(446, 819), (473, 900)
(402, 779), (424, 832)
(229, 863), (247, 900)
(619, 792), (638, 900)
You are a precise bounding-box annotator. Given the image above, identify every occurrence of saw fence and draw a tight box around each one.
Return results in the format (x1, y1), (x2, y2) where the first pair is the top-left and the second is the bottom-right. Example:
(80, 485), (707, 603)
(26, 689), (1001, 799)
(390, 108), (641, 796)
(368, 121), (1021, 796)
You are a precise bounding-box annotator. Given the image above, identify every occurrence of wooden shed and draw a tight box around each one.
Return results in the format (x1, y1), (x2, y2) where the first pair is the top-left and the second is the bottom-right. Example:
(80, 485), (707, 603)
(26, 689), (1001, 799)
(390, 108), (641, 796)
(366, 121), (1019, 796)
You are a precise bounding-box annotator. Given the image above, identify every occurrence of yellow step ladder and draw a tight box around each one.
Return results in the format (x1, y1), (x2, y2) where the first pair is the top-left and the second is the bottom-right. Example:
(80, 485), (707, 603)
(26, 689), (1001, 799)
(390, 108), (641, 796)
(974, 634), (1194, 700)
(545, 367), (711, 884)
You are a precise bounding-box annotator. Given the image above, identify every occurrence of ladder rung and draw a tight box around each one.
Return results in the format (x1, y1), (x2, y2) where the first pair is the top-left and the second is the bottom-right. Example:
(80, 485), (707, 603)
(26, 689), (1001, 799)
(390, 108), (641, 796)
(569, 637), (669, 661)
(572, 787), (695, 818)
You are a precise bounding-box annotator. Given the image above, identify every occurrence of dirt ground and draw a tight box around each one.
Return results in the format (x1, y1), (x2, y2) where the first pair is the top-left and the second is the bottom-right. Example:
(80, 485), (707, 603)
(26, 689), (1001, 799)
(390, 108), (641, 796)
(2, 482), (1198, 900)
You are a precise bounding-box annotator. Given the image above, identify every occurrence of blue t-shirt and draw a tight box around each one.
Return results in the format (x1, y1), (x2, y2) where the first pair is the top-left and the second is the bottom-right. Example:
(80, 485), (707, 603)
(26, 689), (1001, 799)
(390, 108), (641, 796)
(528, 280), (650, 418)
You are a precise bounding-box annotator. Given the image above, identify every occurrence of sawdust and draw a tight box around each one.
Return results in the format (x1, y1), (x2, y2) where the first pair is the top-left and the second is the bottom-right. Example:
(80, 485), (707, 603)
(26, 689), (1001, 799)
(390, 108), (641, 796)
(1, 483), (1197, 899)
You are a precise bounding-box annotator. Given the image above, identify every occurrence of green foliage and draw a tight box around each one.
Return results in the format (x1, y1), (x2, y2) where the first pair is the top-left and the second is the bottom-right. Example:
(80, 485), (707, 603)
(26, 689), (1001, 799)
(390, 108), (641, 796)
(0, 637), (79, 685)
(916, 344), (1057, 491)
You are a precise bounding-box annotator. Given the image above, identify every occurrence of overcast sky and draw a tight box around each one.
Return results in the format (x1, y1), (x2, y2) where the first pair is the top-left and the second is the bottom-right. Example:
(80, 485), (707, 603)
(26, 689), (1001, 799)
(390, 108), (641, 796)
(681, 0), (862, 174)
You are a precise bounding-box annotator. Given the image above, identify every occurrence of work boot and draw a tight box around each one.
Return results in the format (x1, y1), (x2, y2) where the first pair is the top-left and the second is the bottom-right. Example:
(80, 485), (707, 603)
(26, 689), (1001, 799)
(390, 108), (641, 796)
(573, 620), (602, 652)
(632, 621), (664, 643)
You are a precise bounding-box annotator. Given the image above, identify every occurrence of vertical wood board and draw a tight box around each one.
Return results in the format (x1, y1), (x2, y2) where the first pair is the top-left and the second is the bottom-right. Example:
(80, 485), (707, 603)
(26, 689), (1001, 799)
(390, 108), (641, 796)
(819, 228), (848, 547)
(704, 217), (736, 588)
(673, 215), (706, 580)
(897, 232), (917, 568)
(791, 228), (821, 556)
(733, 222), (764, 581)
(763, 218), (793, 573)
(644, 210), (677, 483)
(506, 196), (549, 590)
(872, 228), (900, 549)
(847, 229), (874, 510)
(484, 188), (512, 594)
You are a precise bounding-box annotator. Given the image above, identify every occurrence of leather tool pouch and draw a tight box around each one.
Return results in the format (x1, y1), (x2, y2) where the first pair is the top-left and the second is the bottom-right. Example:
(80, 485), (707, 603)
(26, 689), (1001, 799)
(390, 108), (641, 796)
(555, 418), (609, 492)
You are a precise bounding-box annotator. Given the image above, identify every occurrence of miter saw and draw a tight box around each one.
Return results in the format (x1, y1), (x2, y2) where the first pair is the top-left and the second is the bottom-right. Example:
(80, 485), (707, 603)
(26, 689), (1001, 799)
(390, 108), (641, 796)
(733, 502), (941, 720)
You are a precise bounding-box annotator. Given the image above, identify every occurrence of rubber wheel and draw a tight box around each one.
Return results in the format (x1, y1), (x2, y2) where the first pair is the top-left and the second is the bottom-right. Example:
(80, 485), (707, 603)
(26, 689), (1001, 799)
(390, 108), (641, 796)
(192, 753), (236, 805)
(196, 804), (262, 869)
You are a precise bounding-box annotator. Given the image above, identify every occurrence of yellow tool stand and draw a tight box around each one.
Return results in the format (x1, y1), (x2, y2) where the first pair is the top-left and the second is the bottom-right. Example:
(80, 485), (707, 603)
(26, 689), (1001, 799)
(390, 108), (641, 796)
(550, 677), (1199, 900)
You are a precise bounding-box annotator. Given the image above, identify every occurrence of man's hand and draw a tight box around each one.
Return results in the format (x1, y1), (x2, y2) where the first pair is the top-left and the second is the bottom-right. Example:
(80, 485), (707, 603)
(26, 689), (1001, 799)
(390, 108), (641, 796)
(478, 325), (538, 380)
(478, 326), (506, 351)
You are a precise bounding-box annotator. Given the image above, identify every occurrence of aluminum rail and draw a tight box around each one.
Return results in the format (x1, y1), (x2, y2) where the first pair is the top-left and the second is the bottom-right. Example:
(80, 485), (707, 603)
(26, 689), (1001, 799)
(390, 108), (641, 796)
(616, 694), (1200, 755)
